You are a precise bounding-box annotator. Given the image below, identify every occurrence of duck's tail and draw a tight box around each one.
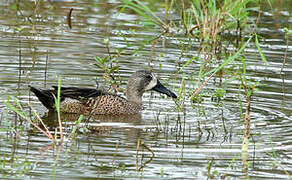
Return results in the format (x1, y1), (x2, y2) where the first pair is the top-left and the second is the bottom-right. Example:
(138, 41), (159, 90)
(29, 85), (56, 110)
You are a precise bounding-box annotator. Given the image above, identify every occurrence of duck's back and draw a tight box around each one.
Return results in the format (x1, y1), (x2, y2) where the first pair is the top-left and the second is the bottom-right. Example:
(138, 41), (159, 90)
(29, 86), (143, 115)
(61, 94), (143, 115)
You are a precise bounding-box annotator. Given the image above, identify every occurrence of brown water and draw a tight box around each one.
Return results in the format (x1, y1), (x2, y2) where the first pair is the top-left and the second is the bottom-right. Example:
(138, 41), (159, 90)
(1, 0), (292, 179)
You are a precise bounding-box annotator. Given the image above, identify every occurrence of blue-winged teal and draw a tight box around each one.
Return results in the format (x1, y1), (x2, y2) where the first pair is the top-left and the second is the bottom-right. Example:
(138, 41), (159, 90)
(29, 70), (177, 115)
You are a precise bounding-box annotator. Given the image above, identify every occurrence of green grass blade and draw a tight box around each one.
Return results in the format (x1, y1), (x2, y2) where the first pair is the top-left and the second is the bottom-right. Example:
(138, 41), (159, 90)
(255, 34), (268, 64)
(205, 35), (253, 76)
(178, 57), (198, 73)
(120, 0), (164, 27)
(6, 96), (28, 120)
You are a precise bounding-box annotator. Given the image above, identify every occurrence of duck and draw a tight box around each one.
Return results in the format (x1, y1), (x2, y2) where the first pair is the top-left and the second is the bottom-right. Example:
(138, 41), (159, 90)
(29, 70), (177, 115)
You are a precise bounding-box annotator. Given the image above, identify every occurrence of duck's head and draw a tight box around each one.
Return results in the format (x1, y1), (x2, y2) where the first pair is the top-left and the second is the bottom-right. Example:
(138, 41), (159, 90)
(126, 70), (177, 104)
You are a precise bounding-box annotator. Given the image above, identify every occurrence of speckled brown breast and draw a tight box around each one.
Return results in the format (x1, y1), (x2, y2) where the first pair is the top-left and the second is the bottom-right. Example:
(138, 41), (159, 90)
(60, 95), (143, 115)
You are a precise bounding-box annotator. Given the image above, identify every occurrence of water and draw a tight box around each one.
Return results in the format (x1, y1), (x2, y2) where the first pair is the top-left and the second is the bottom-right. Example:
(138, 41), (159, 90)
(0, 0), (292, 179)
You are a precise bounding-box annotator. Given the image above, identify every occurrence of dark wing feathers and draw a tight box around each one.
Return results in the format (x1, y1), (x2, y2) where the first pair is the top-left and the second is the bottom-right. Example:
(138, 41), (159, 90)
(29, 85), (56, 110)
(51, 86), (110, 99)
(30, 86), (113, 110)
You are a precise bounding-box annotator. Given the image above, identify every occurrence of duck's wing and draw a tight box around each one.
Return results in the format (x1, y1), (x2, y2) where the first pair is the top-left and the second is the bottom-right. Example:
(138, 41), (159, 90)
(29, 86), (57, 110)
(29, 86), (113, 110)
(51, 86), (111, 100)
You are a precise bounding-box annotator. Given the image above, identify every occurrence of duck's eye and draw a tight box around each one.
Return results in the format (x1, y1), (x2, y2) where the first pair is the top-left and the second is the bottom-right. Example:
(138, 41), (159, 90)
(145, 75), (152, 79)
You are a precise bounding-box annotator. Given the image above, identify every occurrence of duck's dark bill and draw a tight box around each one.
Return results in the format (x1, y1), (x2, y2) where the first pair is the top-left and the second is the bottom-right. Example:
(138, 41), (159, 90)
(152, 81), (177, 98)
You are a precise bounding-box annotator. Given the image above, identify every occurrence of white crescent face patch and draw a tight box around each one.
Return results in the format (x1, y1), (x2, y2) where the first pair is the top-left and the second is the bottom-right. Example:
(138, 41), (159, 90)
(144, 73), (157, 91)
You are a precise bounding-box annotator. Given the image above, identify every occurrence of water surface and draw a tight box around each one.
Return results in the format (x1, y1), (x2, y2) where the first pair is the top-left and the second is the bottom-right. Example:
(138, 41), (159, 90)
(0, 0), (292, 179)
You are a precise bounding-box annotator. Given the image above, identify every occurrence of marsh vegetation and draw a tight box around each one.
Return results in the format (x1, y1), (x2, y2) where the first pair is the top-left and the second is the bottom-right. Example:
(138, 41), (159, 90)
(0, 0), (291, 179)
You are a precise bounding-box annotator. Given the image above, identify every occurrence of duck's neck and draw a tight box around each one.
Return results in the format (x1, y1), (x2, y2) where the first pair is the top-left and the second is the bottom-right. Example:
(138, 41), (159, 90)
(126, 86), (143, 105)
